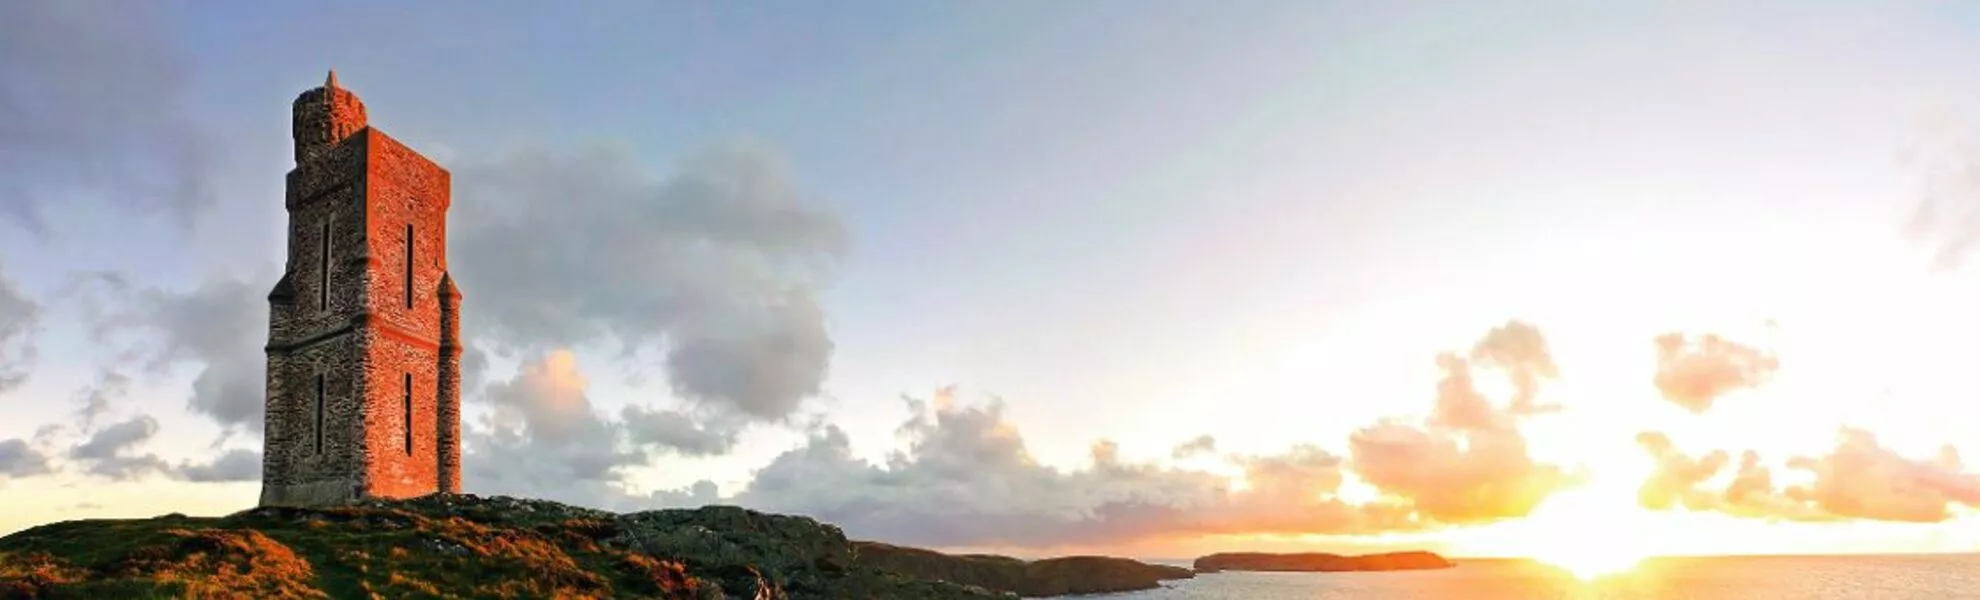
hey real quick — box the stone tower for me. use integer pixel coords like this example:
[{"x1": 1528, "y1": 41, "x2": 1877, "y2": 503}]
[{"x1": 260, "y1": 71, "x2": 463, "y2": 507}]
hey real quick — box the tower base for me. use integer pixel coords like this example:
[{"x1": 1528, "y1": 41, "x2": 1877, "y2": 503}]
[{"x1": 259, "y1": 479, "x2": 363, "y2": 507}]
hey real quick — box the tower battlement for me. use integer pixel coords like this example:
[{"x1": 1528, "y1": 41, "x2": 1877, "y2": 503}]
[
  {"x1": 291, "y1": 70, "x2": 369, "y2": 164},
  {"x1": 262, "y1": 71, "x2": 461, "y2": 507}
]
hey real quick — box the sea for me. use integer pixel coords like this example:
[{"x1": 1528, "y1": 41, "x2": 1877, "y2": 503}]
[{"x1": 1091, "y1": 555, "x2": 1980, "y2": 599}]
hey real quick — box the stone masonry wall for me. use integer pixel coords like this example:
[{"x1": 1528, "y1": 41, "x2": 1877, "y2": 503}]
[
  {"x1": 362, "y1": 131, "x2": 449, "y2": 339},
  {"x1": 358, "y1": 329, "x2": 439, "y2": 499},
  {"x1": 357, "y1": 130, "x2": 452, "y2": 499},
  {"x1": 264, "y1": 124, "x2": 371, "y2": 507},
  {"x1": 260, "y1": 335, "x2": 368, "y2": 506},
  {"x1": 275, "y1": 143, "x2": 368, "y2": 340}
]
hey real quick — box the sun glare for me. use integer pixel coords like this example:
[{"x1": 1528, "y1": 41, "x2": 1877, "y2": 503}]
[{"x1": 1483, "y1": 483, "x2": 1653, "y2": 580}]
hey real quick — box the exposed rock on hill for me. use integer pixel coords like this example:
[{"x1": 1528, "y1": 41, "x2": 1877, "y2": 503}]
[
  {"x1": 853, "y1": 541, "x2": 1194, "y2": 597},
  {"x1": 1193, "y1": 550, "x2": 1453, "y2": 573}
]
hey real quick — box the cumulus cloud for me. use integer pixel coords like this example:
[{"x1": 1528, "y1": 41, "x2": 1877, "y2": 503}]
[
  {"x1": 467, "y1": 351, "x2": 640, "y2": 498},
  {"x1": 1346, "y1": 321, "x2": 1572, "y2": 524},
  {"x1": 0, "y1": 263, "x2": 36, "y2": 394},
  {"x1": 1467, "y1": 320, "x2": 1560, "y2": 415},
  {"x1": 1630, "y1": 428, "x2": 1980, "y2": 523},
  {"x1": 0, "y1": 438, "x2": 53, "y2": 478},
  {"x1": 1652, "y1": 332, "x2": 1779, "y2": 414},
  {"x1": 715, "y1": 387, "x2": 1415, "y2": 548},
  {"x1": 451, "y1": 144, "x2": 846, "y2": 423},
  {"x1": 68, "y1": 415, "x2": 170, "y2": 480},
  {"x1": 1784, "y1": 428, "x2": 1980, "y2": 523},
  {"x1": 1634, "y1": 431, "x2": 1732, "y2": 511},
  {"x1": 464, "y1": 350, "x2": 738, "y2": 506},
  {"x1": 0, "y1": 1, "x2": 216, "y2": 234}
]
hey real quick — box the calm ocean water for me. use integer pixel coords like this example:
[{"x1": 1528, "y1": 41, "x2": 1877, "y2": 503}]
[{"x1": 1096, "y1": 555, "x2": 1980, "y2": 599}]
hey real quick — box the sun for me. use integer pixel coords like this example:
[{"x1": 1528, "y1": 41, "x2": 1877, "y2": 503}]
[
  {"x1": 1488, "y1": 482, "x2": 1654, "y2": 580},
  {"x1": 1541, "y1": 539, "x2": 1644, "y2": 580}
]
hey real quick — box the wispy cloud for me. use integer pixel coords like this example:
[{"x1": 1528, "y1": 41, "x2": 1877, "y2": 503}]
[{"x1": 0, "y1": 262, "x2": 36, "y2": 395}]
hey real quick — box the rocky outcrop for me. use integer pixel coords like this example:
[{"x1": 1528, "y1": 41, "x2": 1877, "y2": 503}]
[
  {"x1": 0, "y1": 495, "x2": 1012, "y2": 599},
  {"x1": 853, "y1": 542, "x2": 1194, "y2": 597},
  {"x1": 1193, "y1": 550, "x2": 1453, "y2": 573}
]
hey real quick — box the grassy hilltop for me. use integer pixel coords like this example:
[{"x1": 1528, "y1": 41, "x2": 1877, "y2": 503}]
[{"x1": 0, "y1": 495, "x2": 1188, "y2": 600}]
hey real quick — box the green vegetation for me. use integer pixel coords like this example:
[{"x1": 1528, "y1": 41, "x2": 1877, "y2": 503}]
[
  {"x1": 0, "y1": 495, "x2": 1203, "y2": 599},
  {"x1": 0, "y1": 496, "x2": 1011, "y2": 599}
]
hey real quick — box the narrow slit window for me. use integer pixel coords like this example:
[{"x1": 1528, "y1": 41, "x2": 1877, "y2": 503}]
[
  {"x1": 319, "y1": 218, "x2": 332, "y2": 310},
  {"x1": 404, "y1": 223, "x2": 414, "y2": 309},
  {"x1": 314, "y1": 373, "x2": 326, "y2": 455},
  {"x1": 403, "y1": 373, "x2": 413, "y2": 455}
]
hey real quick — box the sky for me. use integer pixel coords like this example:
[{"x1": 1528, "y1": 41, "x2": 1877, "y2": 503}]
[{"x1": 12, "y1": 0, "x2": 1980, "y2": 563}]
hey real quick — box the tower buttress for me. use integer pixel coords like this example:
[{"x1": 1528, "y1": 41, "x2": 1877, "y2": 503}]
[{"x1": 436, "y1": 273, "x2": 463, "y2": 494}]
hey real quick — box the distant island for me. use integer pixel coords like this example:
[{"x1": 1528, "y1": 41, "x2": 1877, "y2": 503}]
[
  {"x1": 1193, "y1": 551, "x2": 1454, "y2": 573},
  {"x1": 0, "y1": 494, "x2": 1195, "y2": 599},
  {"x1": 856, "y1": 541, "x2": 1193, "y2": 597}
]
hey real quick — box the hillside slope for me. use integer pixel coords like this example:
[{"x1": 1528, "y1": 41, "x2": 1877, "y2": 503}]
[{"x1": 0, "y1": 495, "x2": 1010, "y2": 599}]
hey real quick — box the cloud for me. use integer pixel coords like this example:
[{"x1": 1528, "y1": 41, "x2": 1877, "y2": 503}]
[
  {"x1": 0, "y1": 262, "x2": 36, "y2": 395},
  {"x1": 1170, "y1": 435, "x2": 1217, "y2": 459},
  {"x1": 719, "y1": 387, "x2": 1416, "y2": 548},
  {"x1": 71, "y1": 368, "x2": 130, "y2": 432},
  {"x1": 83, "y1": 274, "x2": 267, "y2": 438},
  {"x1": 467, "y1": 350, "x2": 641, "y2": 500},
  {"x1": 0, "y1": 438, "x2": 53, "y2": 478},
  {"x1": 1634, "y1": 431, "x2": 1731, "y2": 511},
  {"x1": 1346, "y1": 321, "x2": 1572, "y2": 524},
  {"x1": 1652, "y1": 332, "x2": 1779, "y2": 414},
  {"x1": 1905, "y1": 119, "x2": 1980, "y2": 270},
  {"x1": 482, "y1": 350, "x2": 612, "y2": 448},
  {"x1": 1629, "y1": 428, "x2": 1976, "y2": 523},
  {"x1": 1467, "y1": 320, "x2": 1560, "y2": 415},
  {"x1": 464, "y1": 350, "x2": 740, "y2": 506},
  {"x1": 0, "y1": 1, "x2": 216, "y2": 234},
  {"x1": 175, "y1": 448, "x2": 261, "y2": 483},
  {"x1": 68, "y1": 414, "x2": 170, "y2": 480},
  {"x1": 1784, "y1": 427, "x2": 1980, "y2": 523},
  {"x1": 450, "y1": 144, "x2": 847, "y2": 423},
  {"x1": 620, "y1": 405, "x2": 742, "y2": 457}
]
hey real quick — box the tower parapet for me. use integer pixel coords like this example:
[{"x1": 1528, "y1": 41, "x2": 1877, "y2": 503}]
[{"x1": 291, "y1": 70, "x2": 369, "y2": 164}]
